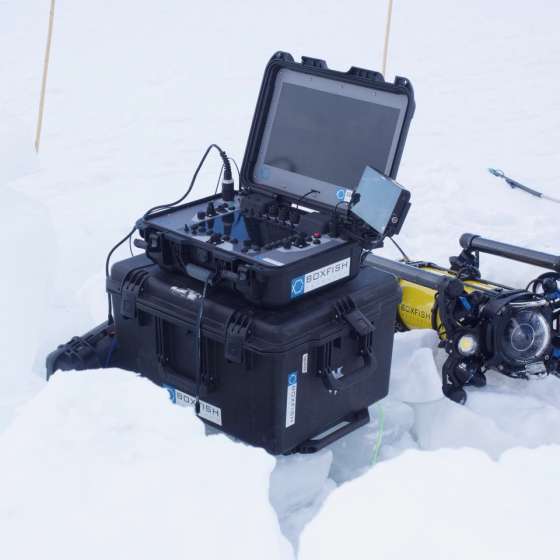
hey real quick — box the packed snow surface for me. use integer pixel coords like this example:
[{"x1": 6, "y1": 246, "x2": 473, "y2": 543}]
[
  {"x1": 300, "y1": 446, "x2": 560, "y2": 560},
  {"x1": 0, "y1": 371, "x2": 292, "y2": 560},
  {"x1": 2, "y1": 0, "x2": 560, "y2": 558}
]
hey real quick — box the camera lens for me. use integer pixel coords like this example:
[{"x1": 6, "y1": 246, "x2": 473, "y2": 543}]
[
  {"x1": 510, "y1": 323, "x2": 535, "y2": 353},
  {"x1": 501, "y1": 309, "x2": 551, "y2": 363}
]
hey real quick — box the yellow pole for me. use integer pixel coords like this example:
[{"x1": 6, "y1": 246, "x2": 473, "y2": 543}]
[
  {"x1": 382, "y1": 0, "x2": 394, "y2": 77},
  {"x1": 35, "y1": 0, "x2": 56, "y2": 152}
]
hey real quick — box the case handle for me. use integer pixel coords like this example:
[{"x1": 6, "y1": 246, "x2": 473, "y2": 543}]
[
  {"x1": 296, "y1": 409, "x2": 370, "y2": 453},
  {"x1": 158, "y1": 362, "x2": 213, "y2": 397},
  {"x1": 321, "y1": 353, "x2": 377, "y2": 393}
]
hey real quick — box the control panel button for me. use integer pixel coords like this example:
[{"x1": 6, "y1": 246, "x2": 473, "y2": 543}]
[{"x1": 196, "y1": 211, "x2": 206, "y2": 220}]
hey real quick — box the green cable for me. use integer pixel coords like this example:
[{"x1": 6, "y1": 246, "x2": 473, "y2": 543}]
[{"x1": 371, "y1": 404, "x2": 385, "y2": 466}]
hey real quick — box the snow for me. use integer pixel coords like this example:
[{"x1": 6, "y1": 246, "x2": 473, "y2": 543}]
[
  {"x1": 0, "y1": 370, "x2": 292, "y2": 560},
  {"x1": 299, "y1": 446, "x2": 560, "y2": 560},
  {"x1": 2, "y1": 0, "x2": 560, "y2": 558}
]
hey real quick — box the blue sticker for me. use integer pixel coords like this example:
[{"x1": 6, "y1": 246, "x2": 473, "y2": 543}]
[
  {"x1": 291, "y1": 276, "x2": 305, "y2": 299},
  {"x1": 258, "y1": 166, "x2": 271, "y2": 180},
  {"x1": 336, "y1": 188, "x2": 346, "y2": 201},
  {"x1": 288, "y1": 372, "x2": 298, "y2": 385},
  {"x1": 164, "y1": 385, "x2": 177, "y2": 404}
]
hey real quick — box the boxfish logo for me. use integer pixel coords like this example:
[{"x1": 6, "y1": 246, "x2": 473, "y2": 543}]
[
  {"x1": 290, "y1": 258, "x2": 351, "y2": 299},
  {"x1": 291, "y1": 275, "x2": 305, "y2": 299},
  {"x1": 336, "y1": 188, "x2": 353, "y2": 203}
]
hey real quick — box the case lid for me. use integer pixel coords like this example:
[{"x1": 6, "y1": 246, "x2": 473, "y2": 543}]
[{"x1": 241, "y1": 52, "x2": 415, "y2": 214}]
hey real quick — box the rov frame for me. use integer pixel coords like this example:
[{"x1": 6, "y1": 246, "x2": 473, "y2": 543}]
[{"x1": 367, "y1": 236, "x2": 560, "y2": 404}]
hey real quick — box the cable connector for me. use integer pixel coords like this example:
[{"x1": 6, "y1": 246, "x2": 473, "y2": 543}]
[{"x1": 220, "y1": 150, "x2": 234, "y2": 202}]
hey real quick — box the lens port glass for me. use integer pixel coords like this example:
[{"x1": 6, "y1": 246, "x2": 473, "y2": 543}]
[{"x1": 502, "y1": 309, "x2": 551, "y2": 363}]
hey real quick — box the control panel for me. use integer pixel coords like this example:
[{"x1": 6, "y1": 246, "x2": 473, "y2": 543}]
[{"x1": 144, "y1": 192, "x2": 348, "y2": 268}]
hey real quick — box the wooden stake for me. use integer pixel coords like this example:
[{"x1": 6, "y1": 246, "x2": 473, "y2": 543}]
[
  {"x1": 35, "y1": 0, "x2": 56, "y2": 153},
  {"x1": 382, "y1": 0, "x2": 394, "y2": 77}
]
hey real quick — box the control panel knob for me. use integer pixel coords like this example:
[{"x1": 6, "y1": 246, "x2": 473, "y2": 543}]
[
  {"x1": 206, "y1": 202, "x2": 216, "y2": 217},
  {"x1": 197, "y1": 211, "x2": 206, "y2": 220},
  {"x1": 283, "y1": 239, "x2": 292, "y2": 249}
]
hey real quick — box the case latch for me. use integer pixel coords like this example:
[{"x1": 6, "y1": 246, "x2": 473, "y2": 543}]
[
  {"x1": 301, "y1": 56, "x2": 328, "y2": 69},
  {"x1": 347, "y1": 66, "x2": 384, "y2": 82},
  {"x1": 225, "y1": 312, "x2": 252, "y2": 363},
  {"x1": 120, "y1": 269, "x2": 149, "y2": 319},
  {"x1": 335, "y1": 297, "x2": 375, "y2": 355}
]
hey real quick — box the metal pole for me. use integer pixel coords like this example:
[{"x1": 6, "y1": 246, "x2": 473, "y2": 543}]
[
  {"x1": 382, "y1": 0, "x2": 394, "y2": 77},
  {"x1": 35, "y1": 0, "x2": 56, "y2": 152}
]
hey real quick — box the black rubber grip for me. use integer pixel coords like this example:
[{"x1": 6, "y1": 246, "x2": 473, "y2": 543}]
[{"x1": 460, "y1": 234, "x2": 560, "y2": 272}]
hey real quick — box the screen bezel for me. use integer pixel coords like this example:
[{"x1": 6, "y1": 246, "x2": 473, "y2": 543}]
[{"x1": 252, "y1": 68, "x2": 409, "y2": 210}]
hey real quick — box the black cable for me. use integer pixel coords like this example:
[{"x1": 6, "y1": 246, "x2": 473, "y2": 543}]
[
  {"x1": 230, "y1": 157, "x2": 240, "y2": 179},
  {"x1": 194, "y1": 278, "x2": 210, "y2": 414},
  {"x1": 143, "y1": 144, "x2": 228, "y2": 219},
  {"x1": 389, "y1": 237, "x2": 411, "y2": 262},
  {"x1": 296, "y1": 189, "x2": 319, "y2": 209},
  {"x1": 105, "y1": 143, "x2": 229, "y2": 323},
  {"x1": 215, "y1": 157, "x2": 240, "y2": 195},
  {"x1": 214, "y1": 164, "x2": 225, "y2": 195},
  {"x1": 334, "y1": 199, "x2": 351, "y2": 218}
]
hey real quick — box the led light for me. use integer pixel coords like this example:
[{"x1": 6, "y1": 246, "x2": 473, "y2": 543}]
[{"x1": 457, "y1": 334, "x2": 478, "y2": 357}]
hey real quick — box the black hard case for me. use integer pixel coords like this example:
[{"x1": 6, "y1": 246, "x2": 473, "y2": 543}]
[
  {"x1": 241, "y1": 51, "x2": 416, "y2": 213},
  {"x1": 108, "y1": 255, "x2": 401, "y2": 454},
  {"x1": 137, "y1": 53, "x2": 414, "y2": 307},
  {"x1": 138, "y1": 196, "x2": 364, "y2": 308}
]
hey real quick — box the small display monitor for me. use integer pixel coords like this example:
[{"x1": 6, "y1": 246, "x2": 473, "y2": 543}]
[
  {"x1": 254, "y1": 68, "x2": 409, "y2": 209},
  {"x1": 351, "y1": 166, "x2": 410, "y2": 236}
]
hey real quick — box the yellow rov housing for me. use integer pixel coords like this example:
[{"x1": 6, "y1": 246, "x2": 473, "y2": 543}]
[{"x1": 397, "y1": 265, "x2": 505, "y2": 333}]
